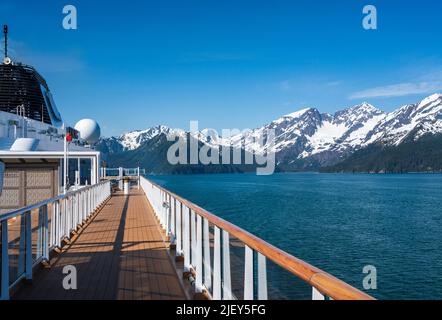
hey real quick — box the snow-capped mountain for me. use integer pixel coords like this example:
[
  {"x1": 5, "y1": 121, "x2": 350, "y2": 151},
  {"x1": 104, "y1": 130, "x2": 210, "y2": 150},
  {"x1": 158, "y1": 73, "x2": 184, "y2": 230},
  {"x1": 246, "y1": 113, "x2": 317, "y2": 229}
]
[
  {"x1": 117, "y1": 125, "x2": 182, "y2": 150},
  {"x1": 97, "y1": 125, "x2": 184, "y2": 157},
  {"x1": 364, "y1": 93, "x2": 442, "y2": 145},
  {"x1": 226, "y1": 102, "x2": 386, "y2": 161},
  {"x1": 98, "y1": 93, "x2": 442, "y2": 170},
  {"x1": 219, "y1": 94, "x2": 442, "y2": 166}
]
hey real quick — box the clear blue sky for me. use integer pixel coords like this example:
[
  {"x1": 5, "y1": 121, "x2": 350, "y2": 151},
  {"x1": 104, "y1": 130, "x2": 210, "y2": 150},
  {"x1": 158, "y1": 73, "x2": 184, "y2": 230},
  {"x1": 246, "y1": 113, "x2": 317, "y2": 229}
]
[{"x1": 1, "y1": 0, "x2": 442, "y2": 136}]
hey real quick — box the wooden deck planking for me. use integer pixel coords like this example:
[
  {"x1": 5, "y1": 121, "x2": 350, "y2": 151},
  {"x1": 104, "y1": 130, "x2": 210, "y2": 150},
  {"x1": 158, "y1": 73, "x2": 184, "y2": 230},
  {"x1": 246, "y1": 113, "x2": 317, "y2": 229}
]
[{"x1": 12, "y1": 189, "x2": 187, "y2": 300}]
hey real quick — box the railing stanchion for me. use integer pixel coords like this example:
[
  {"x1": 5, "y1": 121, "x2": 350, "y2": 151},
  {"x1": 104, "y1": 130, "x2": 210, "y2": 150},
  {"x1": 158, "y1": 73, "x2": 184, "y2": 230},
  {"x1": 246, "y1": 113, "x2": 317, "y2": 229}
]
[
  {"x1": 61, "y1": 198, "x2": 65, "y2": 240},
  {"x1": 195, "y1": 214, "x2": 203, "y2": 292},
  {"x1": 1, "y1": 221, "x2": 9, "y2": 300},
  {"x1": 37, "y1": 207, "x2": 43, "y2": 258},
  {"x1": 56, "y1": 200, "x2": 61, "y2": 248},
  {"x1": 176, "y1": 200, "x2": 182, "y2": 256},
  {"x1": 244, "y1": 245, "x2": 254, "y2": 300},
  {"x1": 18, "y1": 215, "x2": 26, "y2": 275},
  {"x1": 191, "y1": 209, "x2": 196, "y2": 268},
  {"x1": 203, "y1": 218, "x2": 211, "y2": 292},
  {"x1": 213, "y1": 226, "x2": 221, "y2": 300},
  {"x1": 170, "y1": 196, "x2": 175, "y2": 243},
  {"x1": 75, "y1": 193, "x2": 79, "y2": 226},
  {"x1": 162, "y1": 191, "x2": 166, "y2": 228},
  {"x1": 50, "y1": 201, "x2": 56, "y2": 247},
  {"x1": 166, "y1": 194, "x2": 171, "y2": 236},
  {"x1": 43, "y1": 205, "x2": 49, "y2": 261},
  {"x1": 257, "y1": 252, "x2": 268, "y2": 300},
  {"x1": 183, "y1": 206, "x2": 191, "y2": 271},
  {"x1": 222, "y1": 230, "x2": 232, "y2": 300},
  {"x1": 24, "y1": 211, "x2": 32, "y2": 281},
  {"x1": 80, "y1": 191, "x2": 84, "y2": 221}
]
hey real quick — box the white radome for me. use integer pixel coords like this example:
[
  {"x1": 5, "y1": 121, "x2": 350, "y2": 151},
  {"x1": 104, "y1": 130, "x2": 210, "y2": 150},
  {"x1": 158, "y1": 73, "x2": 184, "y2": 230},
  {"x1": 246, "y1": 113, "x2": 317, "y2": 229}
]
[{"x1": 74, "y1": 119, "x2": 101, "y2": 144}]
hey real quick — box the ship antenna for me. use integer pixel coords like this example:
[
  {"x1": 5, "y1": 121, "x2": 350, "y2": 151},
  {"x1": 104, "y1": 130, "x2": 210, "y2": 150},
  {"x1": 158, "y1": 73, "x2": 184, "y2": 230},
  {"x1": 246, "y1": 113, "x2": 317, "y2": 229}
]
[{"x1": 3, "y1": 24, "x2": 8, "y2": 59}]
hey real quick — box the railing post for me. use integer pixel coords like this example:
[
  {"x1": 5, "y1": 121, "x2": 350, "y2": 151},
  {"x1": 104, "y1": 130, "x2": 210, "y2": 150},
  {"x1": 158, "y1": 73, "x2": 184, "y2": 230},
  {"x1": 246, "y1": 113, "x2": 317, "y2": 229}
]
[
  {"x1": 158, "y1": 190, "x2": 162, "y2": 226},
  {"x1": 222, "y1": 230, "x2": 232, "y2": 300},
  {"x1": 80, "y1": 191, "x2": 84, "y2": 221},
  {"x1": 69, "y1": 196, "x2": 72, "y2": 235},
  {"x1": 56, "y1": 200, "x2": 61, "y2": 248},
  {"x1": 66, "y1": 197, "x2": 70, "y2": 237},
  {"x1": 18, "y1": 215, "x2": 26, "y2": 276},
  {"x1": 195, "y1": 214, "x2": 203, "y2": 292},
  {"x1": 257, "y1": 252, "x2": 268, "y2": 300},
  {"x1": 50, "y1": 201, "x2": 56, "y2": 247},
  {"x1": 191, "y1": 210, "x2": 196, "y2": 268},
  {"x1": 72, "y1": 194, "x2": 76, "y2": 228},
  {"x1": 203, "y1": 218, "x2": 211, "y2": 292},
  {"x1": 244, "y1": 245, "x2": 254, "y2": 300},
  {"x1": 82, "y1": 191, "x2": 86, "y2": 220},
  {"x1": 57, "y1": 199, "x2": 61, "y2": 243},
  {"x1": 75, "y1": 193, "x2": 79, "y2": 226},
  {"x1": 25, "y1": 211, "x2": 32, "y2": 281},
  {"x1": 213, "y1": 226, "x2": 221, "y2": 300},
  {"x1": 176, "y1": 200, "x2": 182, "y2": 256},
  {"x1": 1, "y1": 220, "x2": 9, "y2": 300},
  {"x1": 43, "y1": 205, "x2": 49, "y2": 261},
  {"x1": 161, "y1": 191, "x2": 164, "y2": 222},
  {"x1": 170, "y1": 196, "x2": 175, "y2": 243},
  {"x1": 159, "y1": 190, "x2": 164, "y2": 227},
  {"x1": 183, "y1": 206, "x2": 191, "y2": 271},
  {"x1": 119, "y1": 167, "x2": 123, "y2": 190},
  {"x1": 159, "y1": 189, "x2": 162, "y2": 222},
  {"x1": 137, "y1": 167, "x2": 140, "y2": 190},
  {"x1": 89, "y1": 188, "x2": 92, "y2": 215},
  {"x1": 166, "y1": 194, "x2": 171, "y2": 236},
  {"x1": 70, "y1": 196, "x2": 74, "y2": 234},
  {"x1": 37, "y1": 206, "x2": 43, "y2": 258},
  {"x1": 61, "y1": 198, "x2": 66, "y2": 240}
]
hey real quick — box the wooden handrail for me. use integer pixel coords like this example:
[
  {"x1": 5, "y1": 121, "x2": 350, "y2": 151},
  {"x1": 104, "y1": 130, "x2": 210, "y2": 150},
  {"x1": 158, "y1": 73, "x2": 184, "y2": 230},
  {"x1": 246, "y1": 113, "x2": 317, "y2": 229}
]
[{"x1": 143, "y1": 177, "x2": 374, "y2": 300}]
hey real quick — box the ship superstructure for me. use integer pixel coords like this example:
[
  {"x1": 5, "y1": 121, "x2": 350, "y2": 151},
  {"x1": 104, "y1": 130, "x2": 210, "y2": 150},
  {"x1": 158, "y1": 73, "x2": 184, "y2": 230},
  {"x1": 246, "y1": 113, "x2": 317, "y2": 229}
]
[{"x1": 0, "y1": 25, "x2": 100, "y2": 212}]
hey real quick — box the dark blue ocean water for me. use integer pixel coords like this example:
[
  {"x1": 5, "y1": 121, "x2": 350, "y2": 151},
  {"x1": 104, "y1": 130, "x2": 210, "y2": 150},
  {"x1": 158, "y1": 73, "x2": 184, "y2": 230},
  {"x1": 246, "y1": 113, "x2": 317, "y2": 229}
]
[{"x1": 149, "y1": 173, "x2": 442, "y2": 300}]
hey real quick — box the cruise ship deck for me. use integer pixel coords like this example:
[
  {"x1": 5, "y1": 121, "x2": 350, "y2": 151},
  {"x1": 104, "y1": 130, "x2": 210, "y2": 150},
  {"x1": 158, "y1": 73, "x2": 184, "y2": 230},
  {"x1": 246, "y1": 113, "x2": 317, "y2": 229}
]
[
  {"x1": 0, "y1": 174, "x2": 374, "y2": 301},
  {"x1": 13, "y1": 189, "x2": 186, "y2": 300}
]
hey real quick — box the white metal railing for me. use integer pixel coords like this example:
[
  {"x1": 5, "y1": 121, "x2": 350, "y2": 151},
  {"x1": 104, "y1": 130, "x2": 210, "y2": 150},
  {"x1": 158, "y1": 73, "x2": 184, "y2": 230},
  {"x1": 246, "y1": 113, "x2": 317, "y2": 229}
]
[
  {"x1": 0, "y1": 180, "x2": 111, "y2": 300},
  {"x1": 140, "y1": 176, "x2": 374, "y2": 301}
]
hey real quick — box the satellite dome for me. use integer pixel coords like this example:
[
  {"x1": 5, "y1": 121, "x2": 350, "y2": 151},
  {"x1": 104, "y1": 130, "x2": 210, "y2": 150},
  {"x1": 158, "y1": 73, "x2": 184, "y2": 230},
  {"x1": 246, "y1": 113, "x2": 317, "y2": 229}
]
[{"x1": 74, "y1": 119, "x2": 101, "y2": 144}]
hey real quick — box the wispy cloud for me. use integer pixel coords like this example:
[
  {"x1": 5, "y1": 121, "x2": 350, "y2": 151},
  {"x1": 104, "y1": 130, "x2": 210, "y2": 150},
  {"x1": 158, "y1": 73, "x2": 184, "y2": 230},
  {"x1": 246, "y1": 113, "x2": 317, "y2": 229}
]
[{"x1": 349, "y1": 81, "x2": 442, "y2": 99}]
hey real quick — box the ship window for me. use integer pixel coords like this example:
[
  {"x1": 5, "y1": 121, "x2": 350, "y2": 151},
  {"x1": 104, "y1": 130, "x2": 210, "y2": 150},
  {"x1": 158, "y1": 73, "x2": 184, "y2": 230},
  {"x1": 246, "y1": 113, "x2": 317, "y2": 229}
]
[{"x1": 40, "y1": 85, "x2": 62, "y2": 127}]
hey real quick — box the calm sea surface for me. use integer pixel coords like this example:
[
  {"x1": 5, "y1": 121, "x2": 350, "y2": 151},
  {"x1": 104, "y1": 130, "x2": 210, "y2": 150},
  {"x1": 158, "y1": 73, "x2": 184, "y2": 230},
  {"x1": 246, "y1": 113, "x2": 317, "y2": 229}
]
[{"x1": 149, "y1": 173, "x2": 442, "y2": 300}]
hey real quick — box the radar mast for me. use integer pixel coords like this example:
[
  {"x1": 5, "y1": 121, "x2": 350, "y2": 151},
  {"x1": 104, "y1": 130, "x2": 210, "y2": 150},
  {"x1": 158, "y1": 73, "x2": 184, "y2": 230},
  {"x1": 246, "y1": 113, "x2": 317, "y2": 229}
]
[{"x1": 3, "y1": 24, "x2": 11, "y2": 65}]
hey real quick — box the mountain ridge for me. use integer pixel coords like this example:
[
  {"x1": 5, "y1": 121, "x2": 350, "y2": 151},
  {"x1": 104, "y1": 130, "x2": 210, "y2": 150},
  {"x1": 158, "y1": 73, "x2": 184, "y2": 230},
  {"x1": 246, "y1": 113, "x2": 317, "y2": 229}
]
[{"x1": 97, "y1": 93, "x2": 442, "y2": 173}]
